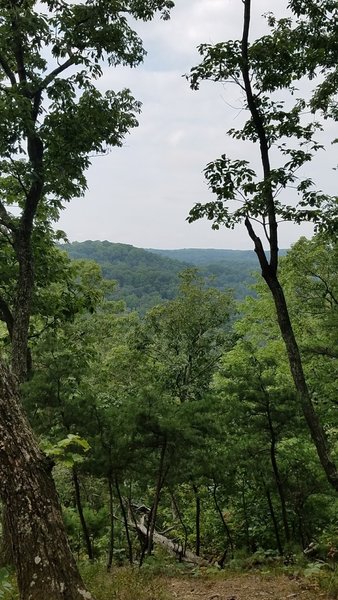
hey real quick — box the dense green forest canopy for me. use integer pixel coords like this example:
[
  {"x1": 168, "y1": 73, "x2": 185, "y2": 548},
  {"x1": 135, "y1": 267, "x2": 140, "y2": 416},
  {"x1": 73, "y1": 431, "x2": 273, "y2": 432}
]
[{"x1": 20, "y1": 234, "x2": 338, "y2": 575}]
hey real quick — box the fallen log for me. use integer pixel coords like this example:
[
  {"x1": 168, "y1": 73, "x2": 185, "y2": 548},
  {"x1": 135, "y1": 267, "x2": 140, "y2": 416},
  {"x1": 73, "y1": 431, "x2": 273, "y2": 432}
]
[{"x1": 133, "y1": 519, "x2": 209, "y2": 566}]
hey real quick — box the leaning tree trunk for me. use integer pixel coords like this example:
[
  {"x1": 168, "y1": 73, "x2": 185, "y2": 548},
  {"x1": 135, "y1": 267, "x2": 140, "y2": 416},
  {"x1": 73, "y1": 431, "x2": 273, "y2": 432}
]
[
  {"x1": 0, "y1": 362, "x2": 96, "y2": 600},
  {"x1": 265, "y1": 274, "x2": 338, "y2": 491},
  {"x1": 133, "y1": 517, "x2": 209, "y2": 566}
]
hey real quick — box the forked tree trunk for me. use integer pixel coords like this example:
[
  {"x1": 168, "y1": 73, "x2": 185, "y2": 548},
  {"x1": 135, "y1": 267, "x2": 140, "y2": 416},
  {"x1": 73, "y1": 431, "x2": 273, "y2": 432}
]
[{"x1": 0, "y1": 362, "x2": 95, "y2": 600}]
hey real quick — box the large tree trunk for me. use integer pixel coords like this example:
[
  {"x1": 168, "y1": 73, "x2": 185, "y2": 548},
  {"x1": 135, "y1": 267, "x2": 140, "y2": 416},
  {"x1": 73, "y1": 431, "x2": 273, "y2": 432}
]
[
  {"x1": 12, "y1": 230, "x2": 35, "y2": 382},
  {"x1": 0, "y1": 362, "x2": 95, "y2": 600}
]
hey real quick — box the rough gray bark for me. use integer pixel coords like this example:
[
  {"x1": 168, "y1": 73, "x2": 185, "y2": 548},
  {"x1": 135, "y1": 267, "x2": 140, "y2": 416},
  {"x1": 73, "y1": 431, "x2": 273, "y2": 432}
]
[
  {"x1": 0, "y1": 65, "x2": 96, "y2": 599},
  {"x1": 0, "y1": 362, "x2": 96, "y2": 600}
]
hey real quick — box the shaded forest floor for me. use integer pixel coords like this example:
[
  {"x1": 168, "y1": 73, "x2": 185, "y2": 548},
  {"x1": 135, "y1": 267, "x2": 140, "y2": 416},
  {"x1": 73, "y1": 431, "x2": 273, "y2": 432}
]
[
  {"x1": 3, "y1": 565, "x2": 336, "y2": 600},
  {"x1": 166, "y1": 573, "x2": 329, "y2": 600},
  {"x1": 80, "y1": 565, "x2": 335, "y2": 600}
]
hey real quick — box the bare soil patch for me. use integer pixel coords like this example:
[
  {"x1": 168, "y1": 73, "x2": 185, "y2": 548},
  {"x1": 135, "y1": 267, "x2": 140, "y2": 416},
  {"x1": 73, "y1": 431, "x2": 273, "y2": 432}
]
[{"x1": 165, "y1": 573, "x2": 329, "y2": 600}]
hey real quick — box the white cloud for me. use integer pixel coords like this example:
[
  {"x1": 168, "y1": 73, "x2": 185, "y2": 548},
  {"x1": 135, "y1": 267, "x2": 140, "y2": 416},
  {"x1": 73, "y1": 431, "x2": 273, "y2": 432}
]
[{"x1": 58, "y1": 1, "x2": 335, "y2": 250}]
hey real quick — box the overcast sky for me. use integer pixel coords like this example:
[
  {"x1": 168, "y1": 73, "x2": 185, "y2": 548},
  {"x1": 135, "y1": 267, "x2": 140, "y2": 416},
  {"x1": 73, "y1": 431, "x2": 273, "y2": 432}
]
[{"x1": 58, "y1": 0, "x2": 336, "y2": 250}]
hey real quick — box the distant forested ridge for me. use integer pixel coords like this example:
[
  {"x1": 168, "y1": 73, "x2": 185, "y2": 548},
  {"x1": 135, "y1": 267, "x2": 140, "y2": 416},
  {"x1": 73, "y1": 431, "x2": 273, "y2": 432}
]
[
  {"x1": 148, "y1": 247, "x2": 259, "y2": 265},
  {"x1": 149, "y1": 248, "x2": 261, "y2": 300},
  {"x1": 62, "y1": 241, "x2": 261, "y2": 311}
]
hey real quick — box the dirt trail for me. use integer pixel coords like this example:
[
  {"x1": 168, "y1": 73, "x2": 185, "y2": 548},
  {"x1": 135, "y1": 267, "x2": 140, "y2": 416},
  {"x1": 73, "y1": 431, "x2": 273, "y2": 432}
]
[{"x1": 165, "y1": 573, "x2": 329, "y2": 600}]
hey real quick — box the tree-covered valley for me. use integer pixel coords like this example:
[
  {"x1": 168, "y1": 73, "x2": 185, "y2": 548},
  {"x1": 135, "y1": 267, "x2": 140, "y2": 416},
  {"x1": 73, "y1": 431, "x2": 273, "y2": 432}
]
[
  {"x1": 62, "y1": 240, "x2": 261, "y2": 311},
  {"x1": 0, "y1": 0, "x2": 337, "y2": 599}
]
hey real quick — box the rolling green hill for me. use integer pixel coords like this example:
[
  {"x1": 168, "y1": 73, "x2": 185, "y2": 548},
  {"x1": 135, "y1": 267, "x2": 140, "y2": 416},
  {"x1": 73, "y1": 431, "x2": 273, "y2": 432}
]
[{"x1": 62, "y1": 241, "x2": 259, "y2": 312}]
